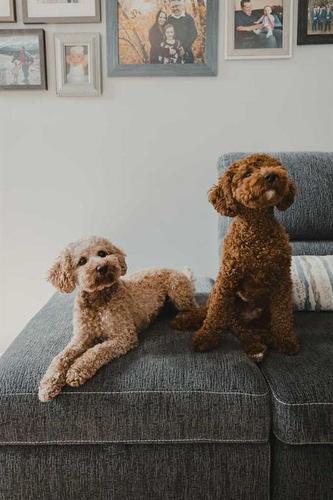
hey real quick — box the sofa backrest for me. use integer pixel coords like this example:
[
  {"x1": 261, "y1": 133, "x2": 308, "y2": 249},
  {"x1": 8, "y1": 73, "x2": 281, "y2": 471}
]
[{"x1": 217, "y1": 152, "x2": 333, "y2": 255}]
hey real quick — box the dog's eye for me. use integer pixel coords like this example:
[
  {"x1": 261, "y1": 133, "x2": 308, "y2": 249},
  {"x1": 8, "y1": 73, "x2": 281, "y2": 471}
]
[
  {"x1": 243, "y1": 171, "x2": 252, "y2": 178},
  {"x1": 78, "y1": 257, "x2": 87, "y2": 267},
  {"x1": 97, "y1": 250, "x2": 108, "y2": 258}
]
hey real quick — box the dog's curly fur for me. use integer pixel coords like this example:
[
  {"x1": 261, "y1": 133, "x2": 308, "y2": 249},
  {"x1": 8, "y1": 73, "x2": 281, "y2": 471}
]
[
  {"x1": 174, "y1": 154, "x2": 300, "y2": 362},
  {"x1": 39, "y1": 236, "x2": 198, "y2": 402}
]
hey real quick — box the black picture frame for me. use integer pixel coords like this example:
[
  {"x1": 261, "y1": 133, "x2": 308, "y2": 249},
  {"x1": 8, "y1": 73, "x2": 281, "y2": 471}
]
[
  {"x1": 0, "y1": 29, "x2": 47, "y2": 90},
  {"x1": 298, "y1": 0, "x2": 333, "y2": 45},
  {"x1": 107, "y1": 0, "x2": 219, "y2": 77}
]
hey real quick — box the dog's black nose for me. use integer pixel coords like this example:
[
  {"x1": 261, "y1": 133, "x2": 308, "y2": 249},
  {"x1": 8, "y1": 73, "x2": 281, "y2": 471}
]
[
  {"x1": 97, "y1": 265, "x2": 108, "y2": 276},
  {"x1": 265, "y1": 173, "x2": 277, "y2": 183}
]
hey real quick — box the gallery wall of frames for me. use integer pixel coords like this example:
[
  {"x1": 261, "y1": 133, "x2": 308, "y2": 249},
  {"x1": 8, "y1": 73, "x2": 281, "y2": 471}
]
[{"x1": 0, "y1": 0, "x2": 332, "y2": 95}]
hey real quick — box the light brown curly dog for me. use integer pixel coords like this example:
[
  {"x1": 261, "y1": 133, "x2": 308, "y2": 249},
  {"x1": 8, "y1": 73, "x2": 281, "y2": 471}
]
[
  {"x1": 175, "y1": 154, "x2": 300, "y2": 362},
  {"x1": 39, "y1": 236, "x2": 198, "y2": 402}
]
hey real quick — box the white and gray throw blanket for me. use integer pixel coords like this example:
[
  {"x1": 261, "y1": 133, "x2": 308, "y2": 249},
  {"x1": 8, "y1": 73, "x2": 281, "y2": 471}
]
[
  {"x1": 292, "y1": 255, "x2": 333, "y2": 311},
  {"x1": 196, "y1": 256, "x2": 333, "y2": 312}
]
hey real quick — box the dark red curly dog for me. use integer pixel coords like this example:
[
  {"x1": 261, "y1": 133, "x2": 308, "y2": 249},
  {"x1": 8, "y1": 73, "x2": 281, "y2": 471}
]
[{"x1": 174, "y1": 154, "x2": 300, "y2": 362}]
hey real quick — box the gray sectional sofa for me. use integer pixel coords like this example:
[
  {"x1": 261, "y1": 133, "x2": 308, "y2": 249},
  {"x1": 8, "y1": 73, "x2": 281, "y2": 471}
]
[{"x1": 0, "y1": 152, "x2": 332, "y2": 500}]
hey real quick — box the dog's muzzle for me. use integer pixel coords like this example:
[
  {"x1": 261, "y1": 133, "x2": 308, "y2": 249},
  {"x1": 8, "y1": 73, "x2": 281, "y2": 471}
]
[
  {"x1": 96, "y1": 264, "x2": 108, "y2": 276},
  {"x1": 264, "y1": 173, "x2": 277, "y2": 184}
]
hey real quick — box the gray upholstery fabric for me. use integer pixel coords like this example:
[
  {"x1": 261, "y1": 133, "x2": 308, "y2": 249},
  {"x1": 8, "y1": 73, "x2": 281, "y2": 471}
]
[
  {"x1": 261, "y1": 312, "x2": 333, "y2": 444},
  {"x1": 291, "y1": 240, "x2": 333, "y2": 255},
  {"x1": 217, "y1": 152, "x2": 333, "y2": 255},
  {"x1": 0, "y1": 442, "x2": 270, "y2": 500},
  {"x1": 0, "y1": 285, "x2": 270, "y2": 444},
  {"x1": 272, "y1": 438, "x2": 333, "y2": 500}
]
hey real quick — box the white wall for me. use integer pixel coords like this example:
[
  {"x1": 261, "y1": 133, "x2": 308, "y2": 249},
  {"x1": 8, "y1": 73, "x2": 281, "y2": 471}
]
[{"x1": 1, "y1": 1, "x2": 333, "y2": 352}]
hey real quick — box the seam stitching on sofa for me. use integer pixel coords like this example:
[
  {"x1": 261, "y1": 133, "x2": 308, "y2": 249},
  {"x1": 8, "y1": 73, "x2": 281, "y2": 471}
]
[
  {"x1": 271, "y1": 390, "x2": 333, "y2": 406},
  {"x1": 272, "y1": 430, "x2": 333, "y2": 446},
  {"x1": 0, "y1": 438, "x2": 268, "y2": 445},
  {"x1": 260, "y1": 371, "x2": 333, "y2": 444},
  {"x1": 0, "y1": 390, "x2": 270, "y2": 397},
  {"x1": 260, "y1": 370, "x2": 333, "y2": 406}
]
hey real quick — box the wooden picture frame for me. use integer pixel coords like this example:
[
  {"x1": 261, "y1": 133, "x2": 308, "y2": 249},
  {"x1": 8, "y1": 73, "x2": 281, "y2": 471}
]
[
  {"x1": 298, "y1": 0, "x2": 333, "y2": 45},
  {"x1": 107, "y1": 0, "x2": 219, "y2": 77},
  {"x1": 22, "y1": 0, "x2": 101, "y2": 24},
  {"x1": 54, "y1": 33, "x2": 101, "y2": 97},
  {"x1": 225, "y1": 0, "x2": 293, "y2": 60},
  {"x1": 0, "y1": 0, "x2": 16, "y2": 23},
  {"x1": 0, "y1": 29, "x2": 47, "y2": 90}
]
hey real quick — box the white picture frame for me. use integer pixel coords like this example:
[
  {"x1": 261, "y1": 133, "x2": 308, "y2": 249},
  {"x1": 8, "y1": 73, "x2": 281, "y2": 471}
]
[
  {"x1": 54, "y1": 33, "x2": 101, "y2": 97},
  {"x1": 225, "y1": 0, "x2": 293, "y2": 60},
  {"x1": 0, "y1": 0, "x2": 16, "y2": 23},
  {"x1": 23, "y1": 0, "x2": 101, "y2": 24}
]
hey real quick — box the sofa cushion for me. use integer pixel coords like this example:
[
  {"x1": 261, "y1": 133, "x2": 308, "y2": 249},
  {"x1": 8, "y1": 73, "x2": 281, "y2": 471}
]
[
  {"x1": 217, "y1": 152, "x2": 333, "y2": 256},
  {"x1": 0, "y1": 280, "x2": 270, "y2": 445},
  {"x1": 261, "y1": 312, "x2": 333, "y2": 444}
]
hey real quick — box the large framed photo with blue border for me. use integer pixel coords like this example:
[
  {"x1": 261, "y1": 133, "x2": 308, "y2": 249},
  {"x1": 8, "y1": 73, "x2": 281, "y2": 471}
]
[
  {"x1": 298, "y1": 0, "x2": 333, "y2": 45},
  {"x1": 107, "y1": 0, "x2": 218, "y2": 77}
]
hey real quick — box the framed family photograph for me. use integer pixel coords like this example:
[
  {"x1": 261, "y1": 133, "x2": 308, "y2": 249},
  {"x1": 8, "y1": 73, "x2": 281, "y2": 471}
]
[
  {"x1": 0, "y1": 0, "x2": 16, "y2": 23},
  {"x1": 298, "y1": 0, "x2": 333, "y2": 45},
  {"x1": 22, "y1": 0, "x2": 101, "y2": 24},
  {"x1": 54, "y1": 33, "x2": 101, "y2": 96},
  {"x1": 107, "y1": 0, "x2": 219, "y2": 77},
  {"x1": 225, "y1": 0, "x2": 293, "y2": 59},
  {"x1": 0, "y1": 29, "x2": 47, "y2": 90}
]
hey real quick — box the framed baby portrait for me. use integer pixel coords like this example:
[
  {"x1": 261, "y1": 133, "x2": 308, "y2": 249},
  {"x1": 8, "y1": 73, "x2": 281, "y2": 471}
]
[
  {"x1": 22, "y1": 0, "x2": 101, "y2": 24},
  {"x1": 0, "y1": 0, "x2": 16, "y2": 23},
  {"x1": 225, "y1": 0, "x2": 293, "y2": 59},
  {"x1": 107, "y1": 0, "x2": 219, "y2": 77},
  {"x1": 0, "y1": 29, "x2": 47, "y2": 90},
  {"x1": 54, "y1": 33, "x2": 101, "y2": 97},
  {"x1": 298, "y1": 0, "x2": 333, "y2": 45}
]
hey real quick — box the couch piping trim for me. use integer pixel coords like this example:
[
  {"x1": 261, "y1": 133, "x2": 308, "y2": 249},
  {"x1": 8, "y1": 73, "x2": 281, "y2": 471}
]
[
  {"x1": 271, "y1": 389, "x2": 333, "y2": 407},
  {"x1": 0, "y1": 390, "x2": 270, "y2": 397},
  {"x1": 260, "y1": 369, "x2": 333, "y2": 406},
  {"x1": 272, "y1": 430, "x2": 333, "y2": 446},
  {"x1": 0, "y1": 438, "x2": 268, "y2": 445}
]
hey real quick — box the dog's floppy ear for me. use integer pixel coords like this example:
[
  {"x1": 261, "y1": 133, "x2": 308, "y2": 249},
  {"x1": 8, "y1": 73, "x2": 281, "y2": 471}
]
[
  {"x1": 112, "y1": 245, "x2": 127, "y2": 276},
  {"x1": 47, "y1": 249, "x2": 76, "y2": 293},
  {"x1": 208, "y1": 169, "x2": 238, "y2": 217},
  {"x1": 276, "y1": 178, "x2": 297, "y2": 211}
]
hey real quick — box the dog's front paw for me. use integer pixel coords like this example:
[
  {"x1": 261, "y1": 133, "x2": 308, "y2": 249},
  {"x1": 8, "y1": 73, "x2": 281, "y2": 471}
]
[
  {"x1": 171, "y1": 309, "x2": 205, "y2": 331},
  {"x1": 193, "y1": 329, "x2": 220, "y2": 352},
  {"x1": 171, "y1": 312, "x2": 192, "y2": 331},
  {"x1": 246, "y1": 344, "x2": 267, "y2": 364},
  {"x1": 66, "y1": 366, "x2": 92, "y2": 387},
  {"x1": 277, "y1": 335, "x2": 300, "y2": 355},
  {"x1": 38, "y1": 371, "x2": 66, "y2": 402},
  {"x1": 260, "y1": 333, "x2": 277, "y2": 349}
]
